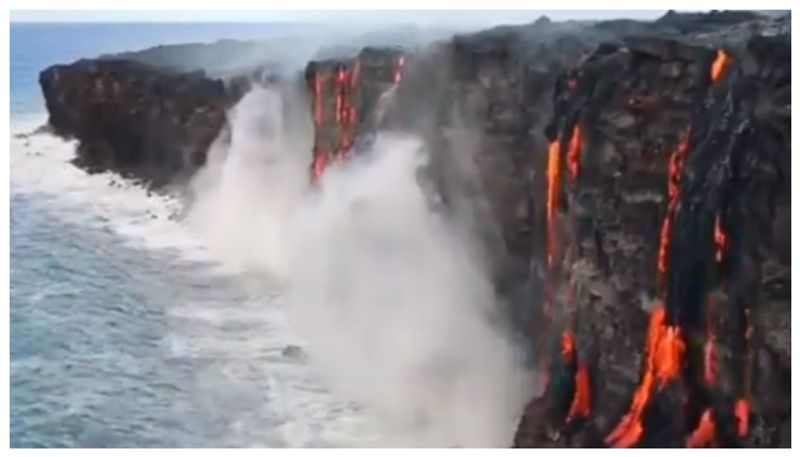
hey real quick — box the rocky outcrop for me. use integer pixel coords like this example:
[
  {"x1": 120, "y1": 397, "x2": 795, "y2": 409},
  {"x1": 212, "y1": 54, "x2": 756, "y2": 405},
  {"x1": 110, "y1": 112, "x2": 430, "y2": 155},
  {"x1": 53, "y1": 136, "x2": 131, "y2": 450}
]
[{"x1": 39, "y1": 59, "x2": 243, "y2": 187}]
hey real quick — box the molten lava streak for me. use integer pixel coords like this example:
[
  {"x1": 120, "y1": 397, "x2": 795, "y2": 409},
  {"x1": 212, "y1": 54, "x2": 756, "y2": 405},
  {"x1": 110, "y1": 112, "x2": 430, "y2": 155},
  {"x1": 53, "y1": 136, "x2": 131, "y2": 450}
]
[
  {"x1": 735, "y1": 399, "x2": 750, "y2": 438},
  {"x1": 714, "y1": 215, "x2": 728, "y2": 262},
  {"x1": 657, "y1": 133, "x2": 691, "y2": 287},
  {"x1": 605, "y1": 307, "x2": 686, "y2": 447},
  {"x1": 735, "y1": 309, "x2": 754, "y2": 438},
  {"x1": 687, "y1": 409, "x2": 716, "y2": 447},
  {"x1": 394, "y1": 55, "x2": 406, "y2": 85},
  {"x1": 334, "y1": 68, "x2": 344, "y2": 124},
  {"x1": 561, "y1": 331, "x2": 576, "y2": 361},
  {"x1": 313, "y1": 73, "x2": 325, "y2": 126},
  {"x1": 710, "y1": 49, "x2": 730, "y2": 84},
  {"x1": 560, "y1": 331, "x2": 592, "y2": 422},
  {"x1": 311, "y1": 149, "x2": 329, "y2": 181},
  {"x1": 543, "y1": 130, "x2": 591, "y2": 422},
  {"x1": 325, "y1": 62, "x2": 361, "y2": 162},
  {"x1": 546, "y1": 140, "x2": 563, "y2": 267},
  {"x1": 566, "y1": 125, "x2": 583, "y2": 183},
  {"x1": 568, "y1": 364, "x2": 592, "y2": 422}
]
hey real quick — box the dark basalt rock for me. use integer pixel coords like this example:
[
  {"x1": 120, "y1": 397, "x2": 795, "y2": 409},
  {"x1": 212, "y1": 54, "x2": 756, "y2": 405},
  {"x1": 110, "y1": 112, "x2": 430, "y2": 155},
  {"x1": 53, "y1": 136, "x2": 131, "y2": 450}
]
[
  {"x1": 39, "y1": 59, "x2": 243, "y2": 187},
  {"x1": 513, "y1": 25, "x2": 790, "y2": 449},
  {"x1": 281, "y1": 344, "x2": 308, "y2": 361}
]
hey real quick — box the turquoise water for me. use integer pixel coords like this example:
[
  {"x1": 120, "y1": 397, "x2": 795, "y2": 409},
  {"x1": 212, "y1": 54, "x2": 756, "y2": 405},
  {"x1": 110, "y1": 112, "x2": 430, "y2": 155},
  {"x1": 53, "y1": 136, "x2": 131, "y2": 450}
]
[{"x1": 9, "y1": 23, "x2": 372, "y2": 447}]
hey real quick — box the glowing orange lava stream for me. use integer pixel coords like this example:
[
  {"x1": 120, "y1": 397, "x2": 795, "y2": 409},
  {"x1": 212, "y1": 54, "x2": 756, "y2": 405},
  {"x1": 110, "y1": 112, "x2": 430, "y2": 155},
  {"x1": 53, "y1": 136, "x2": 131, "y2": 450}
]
[
  {"x1": 714, "y1": 215, "x2": 728, "y2": 263},
  {"x1": 566, "y1": 125, "x2": 583, "y2": 183},
  {"x1": 394, "y1": 55, "x2": 406, "y2": 85},
  {"x1": 657, "y1": 132, "x2": 691, "y2": 288},
  {"x1": 687, "y1": 409, "x2": 716, "y2": 447},
  {"x1": 711, "y1": 49, "x2": 730, "y2": 84},
  {"x1": 607, "y1": 131, "x2": 691, "y2": 447},
  {"x1": 605, "y1": 307, "x2": 687, "y2": 447},
  {"x1": 546, "y1": 140, "x2": 562, "y2": 268}
]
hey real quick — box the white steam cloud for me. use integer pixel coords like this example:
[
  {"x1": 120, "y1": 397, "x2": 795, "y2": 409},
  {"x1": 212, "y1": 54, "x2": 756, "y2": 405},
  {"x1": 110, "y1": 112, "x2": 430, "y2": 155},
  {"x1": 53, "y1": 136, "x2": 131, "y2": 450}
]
[{"x1": 186, "y1": 88, "x2": 532, "y2": 447}]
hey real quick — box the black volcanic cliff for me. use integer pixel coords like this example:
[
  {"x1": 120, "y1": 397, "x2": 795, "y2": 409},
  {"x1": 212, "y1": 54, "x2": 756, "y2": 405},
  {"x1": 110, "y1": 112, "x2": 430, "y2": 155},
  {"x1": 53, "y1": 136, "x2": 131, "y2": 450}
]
[
  {"x1": 38, "y1": 11, "x2": 791, "y2": 447},
  {"x1": 514, "y1": 31, "x2": 790, "y2": 448},
  {"x1": 39, "y1": 59, "x2": 252, "y2": 187}
]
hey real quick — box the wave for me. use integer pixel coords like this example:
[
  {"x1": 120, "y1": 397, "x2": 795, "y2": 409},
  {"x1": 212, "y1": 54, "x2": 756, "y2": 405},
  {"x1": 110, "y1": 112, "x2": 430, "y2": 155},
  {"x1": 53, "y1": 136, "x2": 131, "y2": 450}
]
[
  {"x1": 10, "y1": 116, "x2": 218, "y2": 266},
  {"x1": 10, "y1": 114, "x2": 380, "y2": 447}
]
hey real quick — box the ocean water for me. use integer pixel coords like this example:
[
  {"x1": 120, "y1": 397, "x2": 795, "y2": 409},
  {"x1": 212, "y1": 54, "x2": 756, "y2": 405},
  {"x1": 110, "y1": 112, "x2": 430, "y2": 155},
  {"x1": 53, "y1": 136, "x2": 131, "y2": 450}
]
[{"x1": 9, "y1": 23, "x2": 378, "y2": 448}]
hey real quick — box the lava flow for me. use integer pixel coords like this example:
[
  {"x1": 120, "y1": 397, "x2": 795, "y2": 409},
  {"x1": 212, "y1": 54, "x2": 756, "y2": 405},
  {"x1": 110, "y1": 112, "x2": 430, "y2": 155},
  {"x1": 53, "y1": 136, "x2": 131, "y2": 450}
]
[
  {"x1": 605, "y1": 71, "x2": 748, "y2": 445},
  {"x1": 307, "y1": 59, "x2": 363, "y2": 180},
  {"x1": 687, "y1": 409, "x2": 716, "y2": 447},
  {"x1": 308, "y1": 53, "x2": 404, "y2": 181},
  {"x1": 605, "y1": 307, "x2": 686, "y2": 447},
  {"x1": 308, "y1": 68, "x2": 330, "y2": 180},
  {"x1": 605, "y1": 130, "x2": 692, "y2": 448},
  {"x1": 657, "y1": 132, "x2": 691, "y2": 287},
  {"x1": 605, "y1": 131, "x2": 693, "y2": 447},
  {"x1": 566, "y1": 125, "x2": 583, "y2": 183},
  {"x1": 311, "y1": 148, "x2": 329, "y2": 180},
  {"x1": 735, "y1": 398, "x2": 750, "y2": 438},
  {"x1": 333, "y1": 63, "x2": 359, "y2": 160},
  {"x1": 558, "y1": 331, "x2": 592, "y2": 423},
  {"x1": 568, "y1": 364, "x2": 591, "y2": 422},
  {"x1": 714, "y1": 215, "x2": 728, "y2": 263},
  {"x1": 711, "y1": 49, "x2": 730, "y2": 84},
  {"x1": 540, "y1": 122, "x2": 592, "y2": 429},
  {"x1": 546, "y1": 140, "x2": 562, "y2": 268},
  {"x1": 735, "y1": 308, "x2": 755, "y2": 438},
  {"x1": 334, "y1": 68, "x2": 344, "y2": 125},
  {"x1": 394, "y1": 55, "x2": 407, "y2": 85}
]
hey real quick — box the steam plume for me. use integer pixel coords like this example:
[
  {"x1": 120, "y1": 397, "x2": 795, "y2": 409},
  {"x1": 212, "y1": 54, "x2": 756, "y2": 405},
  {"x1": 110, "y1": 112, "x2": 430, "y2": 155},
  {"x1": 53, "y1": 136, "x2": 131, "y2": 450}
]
[{"x1": 187, "y1": 88, "x2": 532, "y2": 446}]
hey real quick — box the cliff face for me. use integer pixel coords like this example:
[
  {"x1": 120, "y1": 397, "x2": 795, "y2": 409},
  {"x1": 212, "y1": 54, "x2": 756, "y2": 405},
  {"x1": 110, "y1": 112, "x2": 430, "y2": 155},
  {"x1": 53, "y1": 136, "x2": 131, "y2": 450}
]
[
  {"x1": 513, "y1": 32, "x2": 790, "y2": 448},
  {"x1": 37, "y1": 10, "x2": 790, "y2": 448},
  {"x1": 301, "y1": 11, "x2": 791, "y2": 448},
  {"x1": 39, "y1": 59, "x2": 244, "y2": 187},
  {"x1": 302, "y1": 18, "x2": 617, "y2": 318}
]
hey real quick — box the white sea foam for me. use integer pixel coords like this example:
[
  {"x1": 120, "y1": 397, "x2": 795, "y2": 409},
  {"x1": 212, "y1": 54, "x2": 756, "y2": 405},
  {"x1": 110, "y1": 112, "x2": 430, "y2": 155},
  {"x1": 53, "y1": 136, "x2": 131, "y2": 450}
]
[
  {"x1": 10, "y1": 116, "x2": 380, "y2": 447},
  {"x1": 10, "y1": 118, "x2": 217, "y2": 266}
]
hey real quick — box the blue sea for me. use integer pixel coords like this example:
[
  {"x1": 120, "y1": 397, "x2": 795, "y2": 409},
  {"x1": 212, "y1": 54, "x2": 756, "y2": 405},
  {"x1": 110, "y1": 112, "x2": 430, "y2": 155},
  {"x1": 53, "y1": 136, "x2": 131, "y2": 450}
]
[{"x1": 9, "y1": 22, "x2": 380, "y2": 448}]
